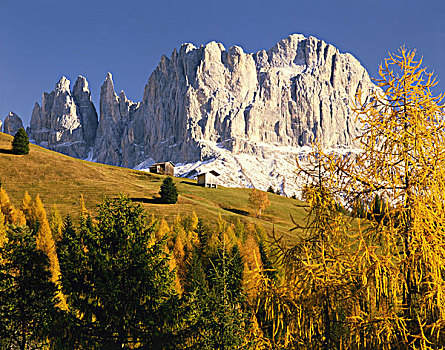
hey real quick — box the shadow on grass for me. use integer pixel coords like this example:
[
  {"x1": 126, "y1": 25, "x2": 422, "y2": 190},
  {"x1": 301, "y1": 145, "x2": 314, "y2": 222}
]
[
  {"x1": 180, "y1": 180, "x2": 201, "y2": 187},
  {"x1": 0, "y1": 148, "x2": 16, "y2": 155},
  {"x1": 222, "y1": 207, "x2": 250, "y2": 216},
  {"x1": 130, "y1": 197, "x2": 163, "y2": 204},
  {"x1": 135, "y1": 172, "x2": 161, "y2": 182}
]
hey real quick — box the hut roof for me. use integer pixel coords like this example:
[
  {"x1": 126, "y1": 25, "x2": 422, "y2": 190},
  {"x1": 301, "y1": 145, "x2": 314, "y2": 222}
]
[
  {"x1": 151, "y1": 161, "x2": 175, "y2": 167},
  {"x1": 196, "y1": 170, "x2": 221, "y2": 177}
]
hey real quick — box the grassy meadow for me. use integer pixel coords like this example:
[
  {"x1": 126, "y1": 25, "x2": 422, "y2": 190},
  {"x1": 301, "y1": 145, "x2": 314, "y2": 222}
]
[{"x1": 0, "y1": 132, "x2": 305, "y2": 239}]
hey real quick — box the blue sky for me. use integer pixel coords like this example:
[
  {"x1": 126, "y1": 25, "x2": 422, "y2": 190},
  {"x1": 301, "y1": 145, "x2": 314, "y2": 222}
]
[{"x1": 1, "y1": 0, "x2": 444, "y2": 126}]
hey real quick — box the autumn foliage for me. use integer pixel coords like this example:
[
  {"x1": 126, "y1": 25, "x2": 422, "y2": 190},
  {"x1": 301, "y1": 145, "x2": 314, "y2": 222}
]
[
  {"x1": 256, "y1": 47, "x2": 445, "y2": 349},
  {"x1": 2, "y1": 47, "x2": 445, "y2": 349},
  {"x1": 249, "y1": 188, "x2": 271, "y2": 218}
]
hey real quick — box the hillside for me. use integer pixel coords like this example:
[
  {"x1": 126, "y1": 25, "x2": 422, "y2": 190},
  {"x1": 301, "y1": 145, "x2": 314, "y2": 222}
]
[{"x1": 0, "y1": 132, "x2": 305, "y2": 239}]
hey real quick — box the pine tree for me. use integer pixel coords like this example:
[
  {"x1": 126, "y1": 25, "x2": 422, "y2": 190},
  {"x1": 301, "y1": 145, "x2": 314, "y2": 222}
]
[
  {"x1": 58, "y1": 195, "x2": 177, "y2": 349},
  {"x1": 182, "y1": 217, "x2": 252, "y2": 349},
  {"x1": 267, "y1": 186, "x2": 275, "y2": 194},
  {"x1": 0, "y1": 226, "x2": 59, "y2": 349},
  {"x1": 159, "y1": 177, "x2": 178, "y2": 204},
  {"x1": 11, "y1": 127, "x2": 29, "y2": 155}
]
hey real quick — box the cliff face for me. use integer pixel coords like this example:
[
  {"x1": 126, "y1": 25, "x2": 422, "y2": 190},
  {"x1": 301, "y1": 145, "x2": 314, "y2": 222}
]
[
  {"x1": 29, "y1": 76, "x2": 98, "y2": 159},
  {"x1": 27, "y1": 34, "x2": 377, "y2": 177},
  {"x1": 117, "y1": 34, "x2": 376, "y2": 167}
]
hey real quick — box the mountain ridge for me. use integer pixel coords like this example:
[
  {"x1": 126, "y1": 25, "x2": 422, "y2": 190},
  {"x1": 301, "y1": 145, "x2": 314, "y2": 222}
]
[{"x1": 15, "y1": 34, "x2": 376, "y2": 195}]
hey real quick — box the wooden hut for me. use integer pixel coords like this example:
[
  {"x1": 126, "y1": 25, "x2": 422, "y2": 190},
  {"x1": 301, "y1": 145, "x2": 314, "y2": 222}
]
[
  {"x1": 149, "y1": 162, "x2": 175, "y2": 176},
  {"x1": 197, "y1": 170, "x2": 220, "y2": 188}
]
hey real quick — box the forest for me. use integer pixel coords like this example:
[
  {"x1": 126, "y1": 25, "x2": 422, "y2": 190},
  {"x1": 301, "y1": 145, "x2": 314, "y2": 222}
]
[{"x1": 1, "y1": 47, "x2": 445, "y2": 350}]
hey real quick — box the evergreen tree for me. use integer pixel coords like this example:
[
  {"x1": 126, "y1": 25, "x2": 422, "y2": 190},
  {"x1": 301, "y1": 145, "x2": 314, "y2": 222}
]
[
  {"x1": 159, "y1": 176, "x2": 178, "y2": 204},
  {"x1": 195, "y1": 218, "x2": 208, "y2": 257},
  {"x1": 267, "y1": 186, "x2": 275, "y2": 194},
  {"x1": 258, "y1": 241, "x2": 277, "y2": 282},
  {"x1": 183, "y1": 219, "x2": 252, "y2": 349},
  {"x1": 11, "y1": 128, "x2": 29, "y2": 155},
  {"x1": 0, "y1": 226, "x2": 60, "y2": 350},
  {"x1": 58, "y1": 196, "x2": 177, "y2": 349}
]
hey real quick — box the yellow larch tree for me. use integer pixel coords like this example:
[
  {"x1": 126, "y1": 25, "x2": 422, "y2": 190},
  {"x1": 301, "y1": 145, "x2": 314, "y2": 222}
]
[
  {"x1": 21, "y1": 191, "x2": 33, "y2": 222},
  {"x1": 326, "y1": 47, "x2": 445, "y2": 348},
  {"x1": 258, "y1": 47, "x2": 445, "y2": 349},
  {"x1": 258, "y1": 146, "x2": 364, "y2": 350},
  {"x1": 32, "y1": 195, "x2": 67, "y2": 309},
  {"x1": 33, "y1": 195, "x2": 61, "y2": 283},
  {"x1": 79, "y1": 193, "x2": 89, "y2": 221},
  {"x1": 0, "y1": 187, "x2": 26, "y2": 226},
  {"x1": 0, "y1": 211, "x2": 6, "y2": 248},
  {"x1": 48, "y1": 205, "x2": 63, "y2": 242}
]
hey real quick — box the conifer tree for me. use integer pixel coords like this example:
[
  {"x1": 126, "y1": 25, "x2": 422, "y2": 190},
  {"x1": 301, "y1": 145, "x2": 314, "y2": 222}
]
[
  {"x1": 48, "y1": 205, "x2": 63, "y2": 242},
  {"x1": 0, "y1": 187, "x2": 26, "y2": 226},
  {"x1": 325, "y1": 47, "x2": 445, "y2": 348},
  {"x1": 78, "y1": 194, "x2": 89, "y2": 220},
  {"x1": 33, "y1": 195, "x2": 61, "y2": 284},
  {"x1": 159, "y1": 176, "x2": 178, "y2": 204},
  {"x1": 11, "y1": 127, "x2": 29, "y2": 155},
  {"x1": 20, "y1": 192, "x2": 33, "y2": 225},
  {"x1": 58, "y1": 196, "x2": 177, "y2": 349},
  {"x1": 0, "y1": 226, "x2": 59, "y2": 349},
  {"x1": 183, "y1": 217, "x2": 252, "y2": 349},
  {"x1": 0, "y1": 212, "x2": 6, "y2": 249},
  {"x1": 258, "y1": 146, "x2": 361, "y2": 349}
]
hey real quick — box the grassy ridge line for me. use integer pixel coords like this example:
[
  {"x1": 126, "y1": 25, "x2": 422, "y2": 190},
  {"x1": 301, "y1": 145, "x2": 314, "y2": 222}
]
[{"x1": 0, "y1": 132, "x2": 305, "y2": 238}]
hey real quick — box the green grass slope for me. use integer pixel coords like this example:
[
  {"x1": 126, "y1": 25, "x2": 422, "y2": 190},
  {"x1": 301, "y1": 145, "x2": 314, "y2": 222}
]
[{"x1": 0, "y1": 132, "x2": 306, "y2": 238}]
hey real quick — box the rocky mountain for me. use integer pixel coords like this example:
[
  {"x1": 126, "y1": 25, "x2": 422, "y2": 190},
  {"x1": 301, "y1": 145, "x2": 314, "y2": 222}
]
[
  {"x1": 94, "y1": 73, "x2": 138, "y2": 165},
  {"x1": 27, "y1": 34, "x2": 377, "y2": 195},
  {"x1": 29, "y1": 76, "x2": 98, "y2": 159},
  {"x1": 2, "y1": 111, "x2": 24, "y2": 136}
]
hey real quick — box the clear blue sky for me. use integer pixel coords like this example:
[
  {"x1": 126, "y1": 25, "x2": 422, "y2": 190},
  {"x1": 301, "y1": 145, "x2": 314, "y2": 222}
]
[{"x1": 1, "y1": 0, "x2": 444, "y2": 127}]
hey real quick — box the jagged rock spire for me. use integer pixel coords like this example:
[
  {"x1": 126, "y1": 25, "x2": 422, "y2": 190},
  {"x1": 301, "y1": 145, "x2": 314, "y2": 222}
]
[
  {"x1": 28, "y1": 75, "x2": 98, "y2": 158},
  {"x1": 3, "y1": 111, "x2": 24, "y2": 136}
]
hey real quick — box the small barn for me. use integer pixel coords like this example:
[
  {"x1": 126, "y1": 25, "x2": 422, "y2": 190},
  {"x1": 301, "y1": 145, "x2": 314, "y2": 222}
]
[
  {"x1": 149, "y1": 162, "x2": 175, "y2": 176},
  {"x1": 197, "y1": 170, "x2": 220, "y2": 188}
]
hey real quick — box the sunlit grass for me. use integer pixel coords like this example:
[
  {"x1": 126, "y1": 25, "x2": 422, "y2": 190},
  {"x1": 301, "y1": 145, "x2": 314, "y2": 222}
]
[{"x1": 0, "y1": 132, "x2": 306, "y2": 238}]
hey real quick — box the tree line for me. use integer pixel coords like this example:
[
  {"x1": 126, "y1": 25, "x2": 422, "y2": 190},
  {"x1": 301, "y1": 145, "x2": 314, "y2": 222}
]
[{"x1": 0, "y1": 186, "x2": 277, "y2": 349}]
